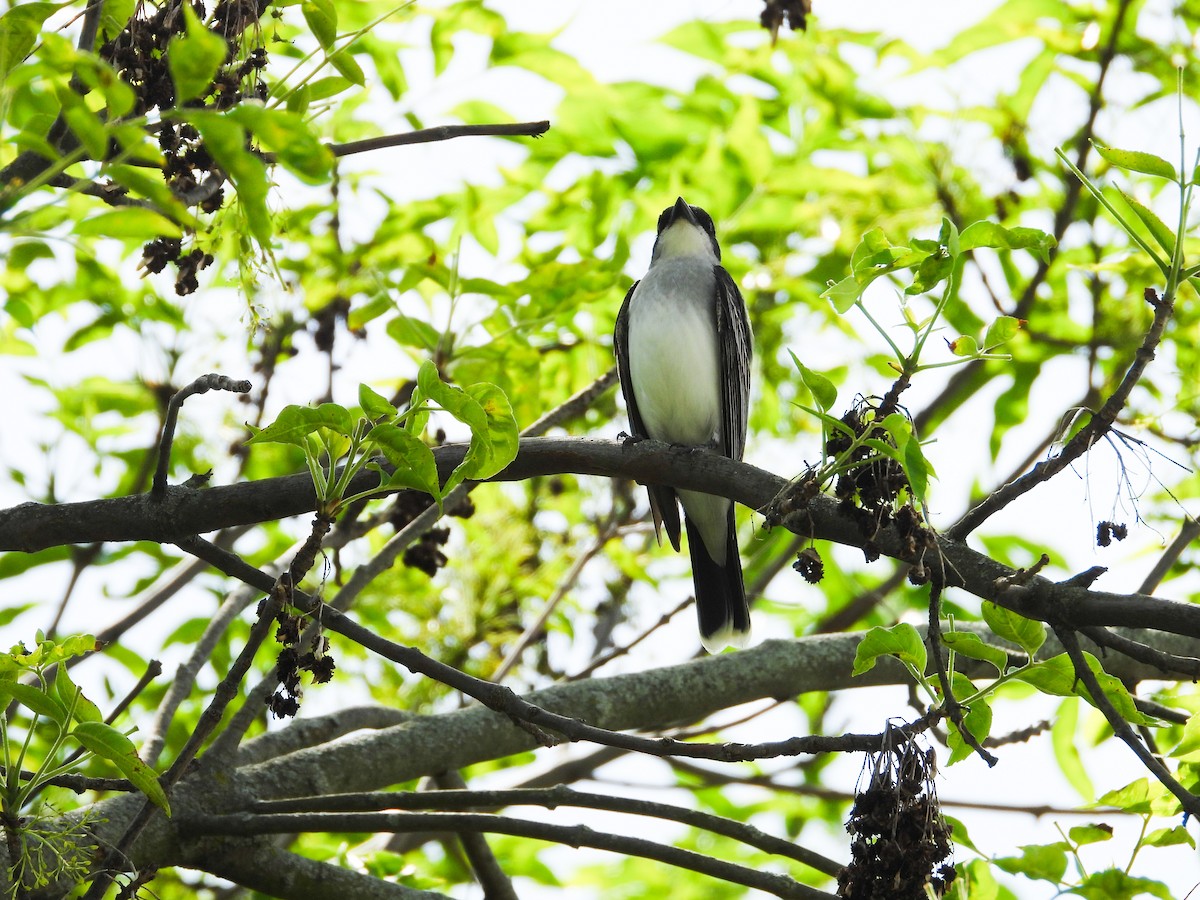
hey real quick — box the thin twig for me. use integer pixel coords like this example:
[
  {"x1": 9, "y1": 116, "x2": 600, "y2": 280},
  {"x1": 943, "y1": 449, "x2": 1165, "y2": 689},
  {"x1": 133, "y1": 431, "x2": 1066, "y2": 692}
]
[
  {"x1": 328, "y1": 121, "x2": 550, "y2": 158},
  {"x1": 949, "y1": 288, "x2": 1173, "y2": 540},
  {"x1": 151, "y1": 374, "x2": 252, "y2": 497}
]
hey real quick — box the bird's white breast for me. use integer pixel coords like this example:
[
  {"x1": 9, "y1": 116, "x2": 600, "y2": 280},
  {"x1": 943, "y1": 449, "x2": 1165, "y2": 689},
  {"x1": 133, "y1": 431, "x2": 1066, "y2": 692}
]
[{"x1": 626, "y1": 258, "x2": 722, "y2": 448}]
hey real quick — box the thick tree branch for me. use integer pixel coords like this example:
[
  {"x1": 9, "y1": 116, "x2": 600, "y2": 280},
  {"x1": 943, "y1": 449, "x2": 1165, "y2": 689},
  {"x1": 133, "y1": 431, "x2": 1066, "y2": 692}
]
[
  {"x1": 183, "y1": 810, "x2": 833, "y2": 899},
  {"x1": 249, "y1": 784, "x2": 844, "y2": 877},
  {"x1": 7, "y1": 436, "x2": 1200, "y2": 642}
]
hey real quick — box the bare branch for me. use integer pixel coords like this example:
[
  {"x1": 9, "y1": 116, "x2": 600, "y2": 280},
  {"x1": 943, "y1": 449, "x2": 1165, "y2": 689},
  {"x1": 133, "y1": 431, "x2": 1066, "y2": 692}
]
[
  {"x1": 151, "y1": 374, "x2": 252, "y2": 497},
  {"x1": 328, "y1": 121, "x2": 550, "y2": 158},
  {"x1": 250, "y1": 783, "x2": 844, "y2": 877},
  {"x1": 949, "y1": 288, "x2": 1173, "y2": 540},
  {"x1": 182, "y1": 810, "x2": 834, "y2": 899}
]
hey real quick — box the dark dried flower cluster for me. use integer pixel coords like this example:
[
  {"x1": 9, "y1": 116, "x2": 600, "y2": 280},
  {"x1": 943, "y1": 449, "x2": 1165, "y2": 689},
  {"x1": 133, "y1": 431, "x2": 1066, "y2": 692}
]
[
  {"x1": 99, "y1": 0, "x2": 270, "y2": 294},
  {"x1": 794, "y1": 545, "x2": 825, "y2": 583},
  {"x1": 828, "y1": 399, "x2": 935, "y2": 566},
  {"x1": 760, "y1": 0, "x2": 810, "y2": 39},
  {"x1": 839, "y1": 734, "x2": 955, "y2": 899},
  {"x1": 1096, "y1": 520, "x2": 1128, "y2": 547}
]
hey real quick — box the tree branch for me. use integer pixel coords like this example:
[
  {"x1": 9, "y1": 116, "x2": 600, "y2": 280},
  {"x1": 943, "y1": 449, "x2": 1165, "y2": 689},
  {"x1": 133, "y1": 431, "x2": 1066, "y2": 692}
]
[
  {"x1": 8, "y1": 436, "x2": 1200, "y2": 643},
  {"x1": 328, "y1": 121, "x2": 550, "y2": 158},
  {"x1": 249, "y1": 784, "x2": 844, "y2": 877},
  {"x1": 948, "y1": 287, "x2": 1173, "y2": 540},
  {"x1": 182, "y1": 810, "x2": 834, "y2": 900}
]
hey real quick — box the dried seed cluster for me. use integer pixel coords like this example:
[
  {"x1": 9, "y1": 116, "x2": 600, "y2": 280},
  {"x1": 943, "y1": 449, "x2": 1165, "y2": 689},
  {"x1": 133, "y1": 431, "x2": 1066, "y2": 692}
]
[
  {"x1": 99, "y1": 1, "x2": 270, "y2": 294},
  {"x1": 839, "y1": 735, "x2": 955, "y2": 899}
]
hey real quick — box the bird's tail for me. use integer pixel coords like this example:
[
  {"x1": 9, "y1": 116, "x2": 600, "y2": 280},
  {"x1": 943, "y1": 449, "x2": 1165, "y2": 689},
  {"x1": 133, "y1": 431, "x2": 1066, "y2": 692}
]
[{"x1": 686, "y1": 512, "x2": 750, "y2": 653}]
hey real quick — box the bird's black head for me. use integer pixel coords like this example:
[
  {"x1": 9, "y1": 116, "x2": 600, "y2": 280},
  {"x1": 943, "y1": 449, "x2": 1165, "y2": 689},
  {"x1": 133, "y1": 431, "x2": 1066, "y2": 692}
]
[{"x1": 651, "y1": 197, "x2": 721, "y2": 262}]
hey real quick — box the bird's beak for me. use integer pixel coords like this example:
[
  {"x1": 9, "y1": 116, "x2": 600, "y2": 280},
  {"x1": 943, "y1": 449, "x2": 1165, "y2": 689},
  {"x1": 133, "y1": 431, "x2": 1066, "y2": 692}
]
[{"x1": 671, "y1": 196, "x2": 697, "y2": 226}]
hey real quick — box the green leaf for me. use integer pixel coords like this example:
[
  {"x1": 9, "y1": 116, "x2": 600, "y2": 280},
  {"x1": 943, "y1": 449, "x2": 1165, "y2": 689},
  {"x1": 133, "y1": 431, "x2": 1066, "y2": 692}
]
[
  {"x1": 328, "y1": 50, "x2": 366, "y2": 86},
  {"x1": 1092, "y1": 142, "x2": 1177, "y2": 182},
  {"x1": 1116, "y1": 186, "x2": 1176, "y2": 257},
  {"x1": 168, "y1": 4, "x2": 228, "y2": 103},
  {"x1": 983, "y1": 315, "x2": 1022, "y2": 350},
  {"x1": 54, "y1": 663, "x2": 103, "y2": 724},
  {"x1": 464, "y1": 382, "x2": 519, "y2": 479},
  {"x1": 905, "y1": 246, "x2": 954, "y2": 296},
  {"x1": 0, "y1": 681, "x2": 68, "y2": 726},
  {"x1": 99, "y1": 0, "x2": 136, "y2": 43},
  {"x1": 57, "y1": 88, "x2": 107, "y2": 159},
  {"x1": 386, "y1": 312, "x2": 441, "y2": 350},
  {"x1": 1072, "y1": 869, "x2": 1172, "y2": 900},
  {"x1": 75, "y1": 208, "x2": 183, "y2": 241},
  {"x1": 959, "y1": 221, "x2": 1056, "y2": 263},
  {"x1": 247, "y1": 403, "x2": 356, "y2": 448},
  {"x1": 940, "y1": 631, "x2": 1009, "y2": 676},
  {"x1": 414, "y1": 362, "x2": 517, "y2": 492},
  {"x1": 71, "y1": 721, "x2": 170, "y2": 815},
  {"x1": 0, "y1": 2, "x2": 64, "y2": 80},
  {"x1": 1051, "y1": 697, "x2": 1094, "y2": 801},
  {"x1": 981, "y1": 600, "x2": 1045, "y2": 655},
  {"x1": 947, "y1": 334, "x2": 978, "y2": 357},
  {"x1": 302, "y1": 0, "x2": 337, "y2": 49},
  {"x1": 359, "y1": 384, "x2": 397, "y2": 421},
  {"x1": 994, "y1": 842, "x2": 1068, "y2": 883},
  {"x1": 852, "y1": 623, "x2": 926, "y2": 676},
  {"x1": 366, "y1": 423, "x2": 440, "y2": 498},
  {"x1": 1142, "y1": 825, "x2": 1194, "y2": 849},
  {"x1": 945, "y1": 671, "x2": 992, "y2": 764},
  {"x1": 1068, "y1": 823, "x2": 1113, "y2": 846},
  {"x1": 788, "y1": 351, "x2": 837, "y2": 411},
  {"x1": 228, "y1": 105, "x2": 333, "y2": 184},
  {"x1": 1097, "y1": 778, "x2": 1154, "y2": 814},
  {"x1": 821, "y1": 274, "x2": 867, "y2": 314},
  {"x1": 186, "y1": 111, "x2": 270, "y2": 244}
]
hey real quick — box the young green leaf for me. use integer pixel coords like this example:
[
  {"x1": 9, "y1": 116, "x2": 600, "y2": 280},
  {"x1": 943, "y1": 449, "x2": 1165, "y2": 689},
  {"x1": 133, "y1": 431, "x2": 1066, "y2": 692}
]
[
  {"x1": 228, "y1": 105, "x2": 333, "y2": 184},
  {"x1": 0, "y1": 2, "x2": 65, "y2": 80},
  {"x1": 944, "y1": 671, "x2": 992, "y2": 764},
  {"x1": 247, "y1": 404, "x2": 356, "y2": 448},
  {"x1": 983, "y1": 315, "x2": 1022, "y2": 350},
  {"x1": 852, "y1": 623, "x2": 927, "y2": 676},
  {"x1": 981, "y1": 600, "x2": 1046, "y2": 655},
  {"x1": 71, "y1": 721, "x2": 170, "y2": 815},
  {"x1": 939, "y1": 631, "x2": 1009, "y2": 676},
  {"x1": 301, "y1": 0, "x2": 337, "y2": 49},
  {"x1": 168, "y1": 4, "x2": 228, "y2": 103},
  {"x1": 1051, "y1": 697, "x2": 1094, "y2": 801},
  {"x1": 789, "y1": 351, "x2": 837, "y2": 411},
  {"x1": 1, "y1": 681, "x2": 68, "y2": 726},
  {"x1": 959, "y1": 221, "x2": 1057, "y2": 263},
  {"x1": 365, "y1": 423, "x2": 440, "y2": 498},
  {"x1": 185, "y1": 111, "x2": 270, "y2": 244},
  {"x1": 464, "y1": 382, "x2": 519, "y2": 479},
  {"x1": 1092, "y1": 141, "x2": 1177, "y2": 181},
  {"x1": 1068, "y1": 823, "x2": 1113, "y2": 846},
  {"x1": 359, "y1": 384, "x2": 398, "y2": 421},
  {"x1": 54, "y1": 663, "x2": 103, "y2": 724}
]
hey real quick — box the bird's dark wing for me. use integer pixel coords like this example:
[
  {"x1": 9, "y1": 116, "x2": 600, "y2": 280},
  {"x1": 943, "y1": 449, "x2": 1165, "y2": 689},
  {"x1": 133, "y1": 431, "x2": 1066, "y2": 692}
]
[
  {"x1": 615, "y1": 280, "x2": 681, "y2": 550},
  {"x1": 714, "y1": 266, "x2": 752, "y2": 462}
]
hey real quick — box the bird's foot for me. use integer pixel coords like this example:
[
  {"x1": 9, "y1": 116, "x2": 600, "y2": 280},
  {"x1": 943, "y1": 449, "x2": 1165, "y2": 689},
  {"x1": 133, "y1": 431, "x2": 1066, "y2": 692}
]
[{"x1": 618, "y1": 431, "x2": 647, "y2": 446}]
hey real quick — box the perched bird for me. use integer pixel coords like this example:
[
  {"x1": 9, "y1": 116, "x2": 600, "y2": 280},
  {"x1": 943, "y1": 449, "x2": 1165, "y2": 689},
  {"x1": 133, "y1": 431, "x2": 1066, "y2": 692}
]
[{"x1": 614, "y1": 197, "x2": 753, "y2": 652}]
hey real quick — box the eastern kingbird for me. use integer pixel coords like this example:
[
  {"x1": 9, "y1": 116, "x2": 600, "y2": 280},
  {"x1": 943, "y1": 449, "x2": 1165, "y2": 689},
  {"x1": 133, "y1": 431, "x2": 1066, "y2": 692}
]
[{"x1": 614, "y1": 197, "x2": 753, "y2": 652}]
